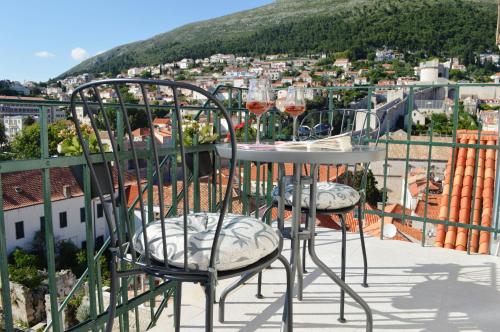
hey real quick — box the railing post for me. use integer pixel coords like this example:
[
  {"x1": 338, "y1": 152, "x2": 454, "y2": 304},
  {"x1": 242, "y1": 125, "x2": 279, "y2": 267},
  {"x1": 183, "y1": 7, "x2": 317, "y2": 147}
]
[
  {"x1": 493, "y1": 100, "x2": 500, "y2": 243},
  {"x1": 40, "y1": 108, "x2": 63, "y2": 331},
  {"x1": 83, "y1": 164, "x2": 98, "y2": 332},
  {"x1": 171, "y1": 110, "x2": 178, "y2": 216},
  {"x1": 421, "y1": 123, "x2": 434, "y2": 247},
  {"x1": 0, "y1": 174, "x2": 14, "y2": 332},
  {"x1": 400, "y1": 86, "x2": 414, "y2": 228}
]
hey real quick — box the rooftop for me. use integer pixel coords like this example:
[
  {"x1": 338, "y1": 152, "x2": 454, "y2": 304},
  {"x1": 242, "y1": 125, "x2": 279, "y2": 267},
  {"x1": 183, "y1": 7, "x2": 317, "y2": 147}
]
[
  {"x1": 435, "y1": 131, "x2": 498, "y2": 254},
  {"x1": 155, "y1": 228, "x2": 500, "y2": 331}
]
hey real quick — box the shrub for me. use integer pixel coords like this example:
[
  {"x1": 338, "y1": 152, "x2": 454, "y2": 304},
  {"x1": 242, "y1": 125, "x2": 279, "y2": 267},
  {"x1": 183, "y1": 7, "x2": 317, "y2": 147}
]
[
  {"x1": 76, "y1": 301, "x2": 90, "y2": 323},
  {"x1": 56, "y1": 240, "x2": 83, "y2": 276},
  {"x1": 8, "y1": 248, "x2": 43, "y2": 288}
]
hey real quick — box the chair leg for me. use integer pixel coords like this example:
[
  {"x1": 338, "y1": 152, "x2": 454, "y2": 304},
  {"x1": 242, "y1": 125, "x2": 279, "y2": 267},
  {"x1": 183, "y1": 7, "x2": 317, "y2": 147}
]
[
  {"x1": 204, "y1": 283, "x2": 215, "y2": 332},
  {"x1": 256, "y1": 271, "x2": 264, "y2": 299},
  {"x1": 220, "y1": 271, "x2": 258, "y2": 323},
  {"x1": 296, "y1": 234, "x2": 304, "y2": 301},
  {"x1": 174, "y1": 282, "x2": 182, "y2": 331},
  {"x1": 302, "y1": 240, "x2": 308, "y2": 273},
  {"x1": 302, "y1": 214, "x2": 308, "y2": 274},
  {"x1": 358, "y1": 203, "x2": 369, "y2": 288},
  {"x1": 338, "y1": 214, "x2": 347, "y2": 323},
  {"x1": 277, "y1": 254, "x2": 293, "y2": 332}
]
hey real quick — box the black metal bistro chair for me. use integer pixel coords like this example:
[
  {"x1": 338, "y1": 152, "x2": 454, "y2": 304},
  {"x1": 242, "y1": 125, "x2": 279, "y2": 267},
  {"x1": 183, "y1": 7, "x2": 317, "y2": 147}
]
[
  {"x1": 259, "y1": 108, "x2": 381, "y2": 322},
  {"x1": 69, "y1": 78, "x2": 293, "y2": 332}
]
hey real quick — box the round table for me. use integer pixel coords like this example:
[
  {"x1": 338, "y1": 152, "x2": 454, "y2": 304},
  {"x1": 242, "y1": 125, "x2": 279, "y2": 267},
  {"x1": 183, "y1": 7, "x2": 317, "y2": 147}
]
[
  {"x1": 216, "y1": 143, "x2": 384, "y2": 164},
  {"x1": 216, "y1": 142, "x2": 384, "y2": 331}
]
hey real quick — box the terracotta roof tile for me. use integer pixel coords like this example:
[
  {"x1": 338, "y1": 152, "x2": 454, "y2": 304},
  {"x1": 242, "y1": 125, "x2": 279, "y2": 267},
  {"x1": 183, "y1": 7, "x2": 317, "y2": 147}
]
[
  {"x1": 435, "y1": 131, "x2": 497, "y2": 253},
  {"x1": 414, "y1": 196, "x2": 440, "y2": 220},
  {"x1": 2, "y1": 166, "x2": 136, "y2": 211}
]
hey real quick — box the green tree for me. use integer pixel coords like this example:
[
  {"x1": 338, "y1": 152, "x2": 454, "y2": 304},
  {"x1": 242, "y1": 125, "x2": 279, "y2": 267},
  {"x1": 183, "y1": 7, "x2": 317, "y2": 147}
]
[
  {"x1": 8, "y1": 248, "x2": 43, "y2": 288},
  {"x1": 10, "y1": 123, "x2": 41, "y2": 159},
  {"x1": 140, "y1": 70, "x2": 152, "y2": 79},
  {"x1": 0, "y1": 122, "x2": 7, "y2": 145},
  {"x1": 11, "y1": 120, "x2": 69, "y2": 159},
  {"x1": 23, "y1": 116, "x2": 36, "y2": 127},
  {"x1": 449, "y1": 69, "x2": 468, "y2": 82},
  {"x1": 338, "y1": 169, "x2": 384, "y2": 207}
]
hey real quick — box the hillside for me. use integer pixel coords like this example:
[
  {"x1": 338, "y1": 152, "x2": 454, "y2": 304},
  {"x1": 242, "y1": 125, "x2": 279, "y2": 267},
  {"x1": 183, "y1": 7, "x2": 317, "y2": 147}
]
[{"x1": 59, "y1": 0, "x2": 498, "y2": 78}]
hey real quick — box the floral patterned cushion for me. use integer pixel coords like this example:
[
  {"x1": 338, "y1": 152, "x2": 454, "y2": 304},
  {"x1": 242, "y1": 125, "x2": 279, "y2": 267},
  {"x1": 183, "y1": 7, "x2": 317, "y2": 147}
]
[
  {"x1": 272, "y1": 182, "x2": 360, "y2": 210},
  {"x1": 133, "y1": 212, "x2": 279, "y2": 271}
]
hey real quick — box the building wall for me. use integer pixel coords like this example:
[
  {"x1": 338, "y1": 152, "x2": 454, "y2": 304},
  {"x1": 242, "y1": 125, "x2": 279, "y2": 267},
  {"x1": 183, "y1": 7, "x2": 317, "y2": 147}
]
[
  {"x1": 459, "y1": 86, "x2": 500, "y2": 100},
  {"x1": 4, "y1": 197, "x2": 107, "y2": 253}
]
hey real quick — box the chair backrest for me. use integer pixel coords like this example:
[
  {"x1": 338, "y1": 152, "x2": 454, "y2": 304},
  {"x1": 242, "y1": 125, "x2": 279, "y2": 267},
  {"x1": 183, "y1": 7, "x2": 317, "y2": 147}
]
[
  {"x1": 69, "y1": 78, "x2": 236, "y2": 273},
  {"x1": 337, "y1": 108, "x2": 381, "y2": 196},
  {"x1": 299, "y1": 108, "x2": 381, "y2": 144},
  {"x1": 300, "y1": 108, "x2": 381, "y2": 201}
]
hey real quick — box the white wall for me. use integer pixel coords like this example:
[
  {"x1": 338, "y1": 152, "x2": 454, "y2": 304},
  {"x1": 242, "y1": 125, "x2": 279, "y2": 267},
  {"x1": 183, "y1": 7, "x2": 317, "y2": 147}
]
[{"x1": 4, "y1": 197, "x2": 107, "y2": 253}]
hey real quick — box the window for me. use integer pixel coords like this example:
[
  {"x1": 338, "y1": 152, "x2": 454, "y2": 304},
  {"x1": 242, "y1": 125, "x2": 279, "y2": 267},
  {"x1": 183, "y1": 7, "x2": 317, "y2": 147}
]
[
  {"x1": 15, "y1": 221, "x2": 24, "y2": 239},
  {"x1": 40, "y1": 216, "x2": 45, "y2": 231},
  {"x1": 80, "y1": 207, "x2": 86, "y2": 223},
  {"x1": 59, "y1": 212, "x2": 68, "y2": 228},
  {"x1": 96, "y1": 235, "x2": 104, "y2": 249},
  {"x1": 97, "y1": 204, "x2": 103, "y2": 218}
]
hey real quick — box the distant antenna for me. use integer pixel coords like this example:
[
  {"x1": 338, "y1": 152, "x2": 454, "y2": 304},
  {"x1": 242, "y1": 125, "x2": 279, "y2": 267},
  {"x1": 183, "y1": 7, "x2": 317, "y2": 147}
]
[{"x1": 497, "y1": 0, "x2": 500, "y2": 48}]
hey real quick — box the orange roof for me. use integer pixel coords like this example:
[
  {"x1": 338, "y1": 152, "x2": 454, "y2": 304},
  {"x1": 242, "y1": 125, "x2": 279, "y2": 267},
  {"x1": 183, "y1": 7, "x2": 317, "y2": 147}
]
[
  {"x1": 0, "y1": 95, "x2": 46, "y2": 101},
  {"x1": 153, "y1": 118, "x2": 170, "y2": 125},
  {"x1": 127, "y1": 181, "x2": 243, "y2": 216},
  {"x1": 132, "y1": 128, "x2": 150, "y2": 137},
  {"x1": 435, "y1": 130, "x2": 498, "y2": 254},
  {"x1": 247, "y1": 163, "x2": 345, "y2": 183},
  {"x1": 2, "y1": 168, "x2": 84, "y2": 211},
  {"x1": 414, "y1": 196, "x2": 440, "y2": 220},
  {"x1": 2, "y1": 167, "x2": 136, "y2": 211}
]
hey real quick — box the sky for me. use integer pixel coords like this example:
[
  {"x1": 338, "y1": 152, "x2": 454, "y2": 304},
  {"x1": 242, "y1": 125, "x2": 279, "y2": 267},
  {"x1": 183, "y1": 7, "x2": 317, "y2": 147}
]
[{"x1": 0, "y1": 0, "x2": 273, "y2": 83}]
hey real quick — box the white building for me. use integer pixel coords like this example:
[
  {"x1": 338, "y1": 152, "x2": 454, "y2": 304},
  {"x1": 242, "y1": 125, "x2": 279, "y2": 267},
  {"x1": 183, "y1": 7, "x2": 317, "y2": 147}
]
[
  {"x1": 2, "y1": 168, "x2": 110, "y2": 253},
  {"x1": 177, "y1": 58, "x2": 194, "y2": 69},
  {"x1": 479, "y1": 53, "x2": 500, "y2": 65},
  {"x1": 127, "y1": 67, "x2": 143, "y2": 77},
  {"x1": 333, "y1": 58, "x2": 351, "y2": 70},
  {"x1": 210, "y1": 54, "x2": 236, "y2": 64},
  {"x1": 416, "y1": 59, "x2": 450, "y2": 82},
  {"x1": 0, "y1": 96, "x2": 66, "y2": 126},
  {"x1": 480, "y1": 110, "x2": 499, "y2": 131},
  {"x1": 3, "y1": 115, "x2": 34, "y2": 140},
  {"x1": 47, "y1": 86, "x2": 63, "y2": 96}
]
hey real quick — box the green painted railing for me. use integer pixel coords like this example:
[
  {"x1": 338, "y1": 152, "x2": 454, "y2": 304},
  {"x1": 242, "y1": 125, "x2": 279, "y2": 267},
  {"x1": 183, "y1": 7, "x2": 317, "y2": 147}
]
[{"x1": 0, "y1": 83, "x2": 500, "y2": 331}]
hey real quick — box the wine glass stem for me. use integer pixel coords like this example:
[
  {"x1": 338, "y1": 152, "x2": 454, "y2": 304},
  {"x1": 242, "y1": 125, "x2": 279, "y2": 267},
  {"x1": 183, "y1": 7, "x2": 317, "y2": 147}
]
[
  {"x1": 256, "y1": 114, "x2": 261, "y2": 145},
  {"x1": 293, "y1": 116, "x2": 298, "y2": 142}
]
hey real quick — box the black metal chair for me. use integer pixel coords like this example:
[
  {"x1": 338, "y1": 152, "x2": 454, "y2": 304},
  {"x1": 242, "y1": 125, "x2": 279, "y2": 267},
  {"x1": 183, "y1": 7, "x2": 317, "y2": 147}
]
[
  {"x1": 69, "y1": 78, "x2": 293, "y2": 332},
  {"x1": 259, "y1": 108, "x2": 381, "y2": 323}
]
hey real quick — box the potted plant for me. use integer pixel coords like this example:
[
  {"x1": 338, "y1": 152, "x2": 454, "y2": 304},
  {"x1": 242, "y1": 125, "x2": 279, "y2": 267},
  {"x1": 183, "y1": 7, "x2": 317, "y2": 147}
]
[
  {"x1": 57, "y1": 124, "x2": 111, "y2": 198},
  {"x1": 181, "y1": 120, "x2": 218, "y2": 177}
]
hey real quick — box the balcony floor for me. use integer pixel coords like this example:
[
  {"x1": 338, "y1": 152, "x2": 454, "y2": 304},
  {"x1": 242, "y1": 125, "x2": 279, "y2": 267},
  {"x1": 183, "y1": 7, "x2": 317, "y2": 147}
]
[{"x1": 153, "y1": 227, "x2": 500, "y2": 331}]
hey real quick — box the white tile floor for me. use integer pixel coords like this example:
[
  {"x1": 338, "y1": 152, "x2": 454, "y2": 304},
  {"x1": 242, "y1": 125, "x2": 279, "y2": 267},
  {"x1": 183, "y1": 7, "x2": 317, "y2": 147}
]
[{"x1": 153, "y1": 227, "x2": 500, "y2": 331}]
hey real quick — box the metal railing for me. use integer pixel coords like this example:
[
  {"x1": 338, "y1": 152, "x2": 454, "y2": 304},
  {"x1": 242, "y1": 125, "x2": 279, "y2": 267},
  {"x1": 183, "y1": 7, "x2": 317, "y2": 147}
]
[{"x1": 0, "y1": 83, "x2": 499, "y2": 331}]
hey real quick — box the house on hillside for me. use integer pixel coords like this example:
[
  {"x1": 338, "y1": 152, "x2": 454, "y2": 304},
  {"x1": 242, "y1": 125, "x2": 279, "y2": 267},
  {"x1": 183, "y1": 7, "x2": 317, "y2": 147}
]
[{"x1": 333, "y1": 58, "x2": 351, "y2": 70}]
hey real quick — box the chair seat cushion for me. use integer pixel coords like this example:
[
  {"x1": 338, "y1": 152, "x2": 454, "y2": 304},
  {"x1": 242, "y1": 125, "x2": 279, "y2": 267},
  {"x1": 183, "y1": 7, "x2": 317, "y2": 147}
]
[
  {"x1": 132, "y1": 212, "x2": 280, "y2": 271},
  {"x1": 272, "y1": 182, "x2": 360, "y2": 210}
]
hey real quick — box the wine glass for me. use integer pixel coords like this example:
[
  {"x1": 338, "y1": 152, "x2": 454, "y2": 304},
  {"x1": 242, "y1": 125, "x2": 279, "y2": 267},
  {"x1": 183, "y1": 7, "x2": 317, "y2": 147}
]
[
  {"x1": 246, "y1": 79, "x2": 269, "y2": 145},
  {"x1": 284, "y1": 86, "x2": 306, "y2": 141}
]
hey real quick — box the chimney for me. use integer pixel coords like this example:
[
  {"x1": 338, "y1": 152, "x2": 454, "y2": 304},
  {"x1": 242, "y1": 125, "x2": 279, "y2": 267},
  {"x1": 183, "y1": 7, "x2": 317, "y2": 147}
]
[{"x1": 63, "y1": 185, "x2": 72, "y2": 198}]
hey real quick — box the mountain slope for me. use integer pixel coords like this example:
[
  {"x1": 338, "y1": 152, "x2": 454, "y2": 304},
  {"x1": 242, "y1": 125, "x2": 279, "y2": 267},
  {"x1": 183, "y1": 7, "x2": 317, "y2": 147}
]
[{"x1": 60, "y1": 0, "x2": 497, "y2": 78}]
